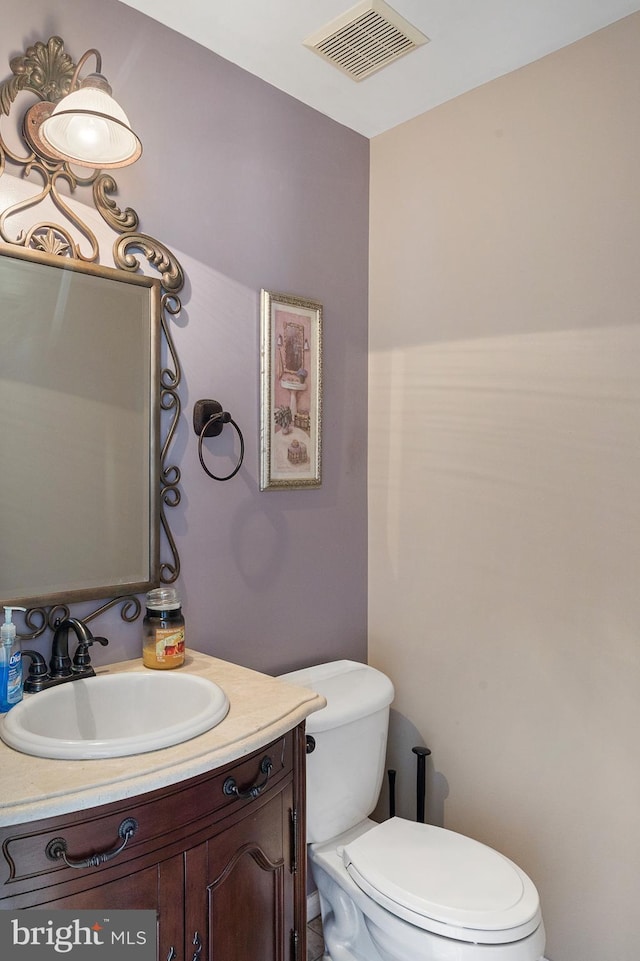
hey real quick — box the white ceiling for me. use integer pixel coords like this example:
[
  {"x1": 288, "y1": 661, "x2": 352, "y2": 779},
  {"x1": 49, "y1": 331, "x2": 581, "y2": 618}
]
[{"x1": 119, "y1": 0, "x2": 640, "y2": 137}]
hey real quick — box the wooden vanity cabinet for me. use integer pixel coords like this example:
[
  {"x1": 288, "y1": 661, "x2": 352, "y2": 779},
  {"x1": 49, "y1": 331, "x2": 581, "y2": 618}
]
[{"x1": 0, "y1": 725, "x2": 307, "y2": 961}]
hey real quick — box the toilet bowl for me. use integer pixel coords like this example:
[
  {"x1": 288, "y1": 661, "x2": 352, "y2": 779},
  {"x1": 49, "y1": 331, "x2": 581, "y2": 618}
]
[{"x1": 280, "y1": 660, "x2": 545, "y2": 961}]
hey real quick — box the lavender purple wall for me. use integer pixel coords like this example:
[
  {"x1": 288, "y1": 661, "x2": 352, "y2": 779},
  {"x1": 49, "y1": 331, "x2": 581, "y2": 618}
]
[{"x1": 2, "y1": 0, "x2": 369, "y2": 672}]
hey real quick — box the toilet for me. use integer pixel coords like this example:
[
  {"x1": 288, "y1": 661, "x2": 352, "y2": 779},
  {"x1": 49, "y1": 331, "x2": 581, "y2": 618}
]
[{"x1": 280, "y1": 660, "x2": 546, "y2": 961}]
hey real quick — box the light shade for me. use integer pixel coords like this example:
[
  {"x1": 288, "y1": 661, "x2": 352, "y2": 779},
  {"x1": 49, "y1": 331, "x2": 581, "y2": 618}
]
[{"x1": 40, "y1": 82, "x2": 142, "y2": 169}]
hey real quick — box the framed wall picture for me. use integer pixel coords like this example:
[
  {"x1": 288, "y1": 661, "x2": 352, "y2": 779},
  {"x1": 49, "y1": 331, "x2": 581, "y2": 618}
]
[{"x1": 260, "y1": 290, "x2": 323, "y2": 490}]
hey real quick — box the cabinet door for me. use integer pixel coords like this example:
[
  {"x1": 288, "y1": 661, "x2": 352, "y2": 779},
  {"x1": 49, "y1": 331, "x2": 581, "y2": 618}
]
[
  {"x1": 185, "y1": 784, "x2": 295, "y2": 961},
  {"x1": 22, "y1": 854, "x2": 184, "y2": 961}
]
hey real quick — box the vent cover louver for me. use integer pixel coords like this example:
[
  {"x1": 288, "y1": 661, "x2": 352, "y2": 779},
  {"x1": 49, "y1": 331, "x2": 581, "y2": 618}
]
[{"x1": 304, "y1": 0, "x2": 429, "y2": 81}]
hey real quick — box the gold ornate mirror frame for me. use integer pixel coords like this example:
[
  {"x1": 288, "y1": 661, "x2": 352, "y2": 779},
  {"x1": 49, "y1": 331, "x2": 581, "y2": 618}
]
[{"x1": 0, "y1": 37, "x2": 183, "y2": 639}]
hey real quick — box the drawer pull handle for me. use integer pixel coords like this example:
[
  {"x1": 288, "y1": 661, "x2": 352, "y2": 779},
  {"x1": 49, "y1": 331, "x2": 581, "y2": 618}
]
[
  {"x1": 223, "y1": 755, "x2": 273, "y2": 800},
  {"x1": 46, "y1": 817, "x2": 138, "y2": 869},
  {"x1": 167, "y1": 949, "x2": 177, "y2": 961}
]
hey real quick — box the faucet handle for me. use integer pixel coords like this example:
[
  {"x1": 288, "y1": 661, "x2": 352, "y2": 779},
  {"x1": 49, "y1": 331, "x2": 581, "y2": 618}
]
[
  {"x1": 87, "y1": 636, "x2": 109, "y2": 647},
  {"x1": 22, "y1": 650, "x2": 50, "y2": 693},
  {"x1": 22, "y1": 650, "x2": 48, "y2": 677},
  {"x1": 73, "y1": 635, "x2": 109, "y2": 671}
]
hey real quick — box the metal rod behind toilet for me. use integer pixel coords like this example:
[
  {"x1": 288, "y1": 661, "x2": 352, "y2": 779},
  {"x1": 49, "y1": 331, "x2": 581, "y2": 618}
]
[
  {"x1": 412, "y1": 745, "x2": 431, "y2": 823},
  {"x1": 388, "y1": 768, "x2": 396, "y2": 818}
]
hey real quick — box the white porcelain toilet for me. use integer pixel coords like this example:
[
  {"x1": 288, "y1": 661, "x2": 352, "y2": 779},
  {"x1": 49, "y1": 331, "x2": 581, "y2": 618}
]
[{"x1": 281, "y1": 660, "x2": 546, "y2": 961}]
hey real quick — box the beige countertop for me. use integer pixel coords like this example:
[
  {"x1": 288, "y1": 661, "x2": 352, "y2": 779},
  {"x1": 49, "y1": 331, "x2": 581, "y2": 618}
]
[{"x1": 0, "y1": 651, "x2": 325, "y2": 827}]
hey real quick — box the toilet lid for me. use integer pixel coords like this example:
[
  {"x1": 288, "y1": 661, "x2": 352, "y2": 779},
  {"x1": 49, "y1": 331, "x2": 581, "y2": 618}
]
[{"x1": 342, "y1": 818, "x2": 542, "y2": 945}]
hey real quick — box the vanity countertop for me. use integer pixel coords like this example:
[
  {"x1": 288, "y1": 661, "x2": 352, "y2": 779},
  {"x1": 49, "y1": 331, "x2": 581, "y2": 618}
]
[{"x1": 0, "y1": 651, "x2": 325, "y2": 827}]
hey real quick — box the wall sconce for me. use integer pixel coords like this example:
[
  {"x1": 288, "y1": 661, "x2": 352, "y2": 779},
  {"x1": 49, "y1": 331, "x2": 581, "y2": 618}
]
[{"x1": 24, "y1": 47, "x2": 141, "y2": 169}]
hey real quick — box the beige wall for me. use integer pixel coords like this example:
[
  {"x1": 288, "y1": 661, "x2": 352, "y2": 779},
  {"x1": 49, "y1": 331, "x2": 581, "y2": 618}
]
[{"x1": 368, "y1": 14, "x2": 640, "y2": 961}]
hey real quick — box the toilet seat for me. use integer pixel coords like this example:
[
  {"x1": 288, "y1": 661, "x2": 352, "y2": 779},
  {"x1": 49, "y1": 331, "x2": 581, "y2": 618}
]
[{"x1": 342, "y1": 818, "x2": 542, "y2": 945}]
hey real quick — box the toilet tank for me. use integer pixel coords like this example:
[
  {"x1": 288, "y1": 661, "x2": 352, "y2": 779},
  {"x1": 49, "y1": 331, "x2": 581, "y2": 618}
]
[{"x1": 279, "y1": 661, "x2": 394, "y2": 843}]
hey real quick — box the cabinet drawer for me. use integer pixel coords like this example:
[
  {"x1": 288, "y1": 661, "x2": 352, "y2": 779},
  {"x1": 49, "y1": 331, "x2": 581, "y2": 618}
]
[{"x1": 0, "y1": 731, "x2": 293, "y2": 900}]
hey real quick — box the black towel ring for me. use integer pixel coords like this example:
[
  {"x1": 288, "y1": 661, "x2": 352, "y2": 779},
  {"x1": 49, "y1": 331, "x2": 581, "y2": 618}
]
[{"x1": 194, "y1": 400, "x2": 244, "y2": 482}]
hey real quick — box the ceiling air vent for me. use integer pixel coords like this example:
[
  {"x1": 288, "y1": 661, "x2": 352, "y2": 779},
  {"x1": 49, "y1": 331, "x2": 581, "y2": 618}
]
[{"x1": 304, "y1": 0, "x2": 429, "y2": 82}]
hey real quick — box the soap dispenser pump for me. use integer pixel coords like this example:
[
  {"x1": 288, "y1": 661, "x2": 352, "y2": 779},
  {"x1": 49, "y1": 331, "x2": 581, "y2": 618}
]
[{"x1": 0, "y1": 606, "x2": 27, "y2": 712}]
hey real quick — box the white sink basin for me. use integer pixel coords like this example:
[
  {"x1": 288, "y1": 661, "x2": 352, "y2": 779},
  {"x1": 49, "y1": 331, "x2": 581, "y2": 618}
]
[{"x1": 0, "y1": 671, "x2": 229, "y2": 760}]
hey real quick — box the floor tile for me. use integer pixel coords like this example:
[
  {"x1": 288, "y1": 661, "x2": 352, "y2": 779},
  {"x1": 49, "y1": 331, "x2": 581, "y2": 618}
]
[{"x1": 307, "y1": 917, "x2": 325, "y2": 960}]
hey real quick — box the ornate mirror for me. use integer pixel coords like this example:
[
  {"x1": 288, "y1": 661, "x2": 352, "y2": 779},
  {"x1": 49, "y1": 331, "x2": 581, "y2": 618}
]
[{"x1": 0, "y1": 37, "x2": 183, "y2": 634}]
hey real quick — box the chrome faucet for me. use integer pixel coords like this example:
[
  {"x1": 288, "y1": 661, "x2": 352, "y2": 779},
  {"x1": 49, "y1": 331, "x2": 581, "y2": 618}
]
[{"x1": 23, "y1": 617, "x2": 109, "y2": 693}]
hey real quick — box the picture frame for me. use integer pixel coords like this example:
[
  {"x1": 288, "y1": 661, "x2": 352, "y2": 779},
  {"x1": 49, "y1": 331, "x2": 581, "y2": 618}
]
[{"x1": 260, "y1": 289, "x2": 323, "y2": 490}]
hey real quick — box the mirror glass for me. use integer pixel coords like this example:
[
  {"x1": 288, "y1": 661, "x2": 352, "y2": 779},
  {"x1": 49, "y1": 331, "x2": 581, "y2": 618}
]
[
  {"x1": 283, "y1": 321, "x2": 305, "y2": 375},
  {"x1": 0, "y1": 244, "x2": 160, "y2": 606}
]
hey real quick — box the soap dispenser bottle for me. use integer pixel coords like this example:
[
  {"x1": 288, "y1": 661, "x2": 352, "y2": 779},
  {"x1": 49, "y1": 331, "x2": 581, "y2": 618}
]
[{"x1": 0, "y1": 606, "x2": 27, "y2": 712}]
